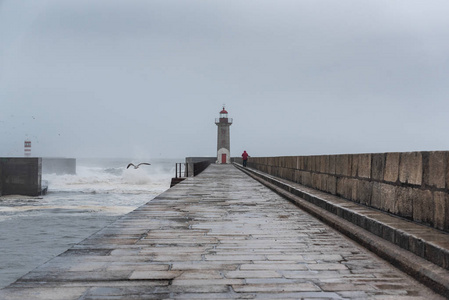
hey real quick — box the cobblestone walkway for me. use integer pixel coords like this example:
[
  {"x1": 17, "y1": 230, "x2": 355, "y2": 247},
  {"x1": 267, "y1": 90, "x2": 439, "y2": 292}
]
[{"x1": 0, "y1": 165, "x2": 444, "y2": 299}]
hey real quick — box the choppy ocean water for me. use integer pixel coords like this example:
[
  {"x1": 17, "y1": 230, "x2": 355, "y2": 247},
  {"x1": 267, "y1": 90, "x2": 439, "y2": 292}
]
[{"x1": 0, "y1": 158, "x2": 177, "y2": 288}]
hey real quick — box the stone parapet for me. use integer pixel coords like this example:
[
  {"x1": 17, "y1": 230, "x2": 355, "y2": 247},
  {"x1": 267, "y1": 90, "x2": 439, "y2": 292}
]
[{"x1": 247, "y1": 151, "x2": 449, "y2": 233}]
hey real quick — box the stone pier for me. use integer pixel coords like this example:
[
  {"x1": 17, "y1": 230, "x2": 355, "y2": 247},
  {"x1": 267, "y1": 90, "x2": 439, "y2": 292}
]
[{"x1": 0, "y1": 164, "x2": 446, "y2": 299}]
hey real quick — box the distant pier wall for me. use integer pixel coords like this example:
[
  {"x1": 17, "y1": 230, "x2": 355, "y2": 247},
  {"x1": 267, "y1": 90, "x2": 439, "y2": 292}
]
[
  {"x1": 236, "y1": 151, "x2": 449, "y2": 233},
  {"x1": 185, "y1": 157, "x2": 216, "y2": 177},
  {"x1": 0, "y1": 157, "x2": 42, "y2": 196},
  {"x1": 42, "y1": 157, "x2": 76, "y2": 175}
]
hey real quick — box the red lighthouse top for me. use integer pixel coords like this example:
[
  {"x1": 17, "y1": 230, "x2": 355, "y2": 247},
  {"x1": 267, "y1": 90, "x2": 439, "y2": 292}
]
[{"x1": 215, "y1": 106, "x2": 232, "y2": 125}]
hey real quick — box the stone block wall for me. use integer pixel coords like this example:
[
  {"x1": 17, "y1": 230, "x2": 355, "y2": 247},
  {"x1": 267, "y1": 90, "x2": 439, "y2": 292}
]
[{"x1": 245, "y1": 152, "x2": 449, "y2": 233}]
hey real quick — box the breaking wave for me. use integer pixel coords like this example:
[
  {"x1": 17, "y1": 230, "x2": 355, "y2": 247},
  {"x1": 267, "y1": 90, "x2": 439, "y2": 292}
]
[{"x1": 43, "y1": 159, "x2": 175, "y2": 195}]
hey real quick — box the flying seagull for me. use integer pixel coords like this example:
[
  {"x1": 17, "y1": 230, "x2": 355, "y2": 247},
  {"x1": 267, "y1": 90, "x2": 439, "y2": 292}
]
[{"x1": 127, "y1": 163, "x2": 151, "y2": 169}]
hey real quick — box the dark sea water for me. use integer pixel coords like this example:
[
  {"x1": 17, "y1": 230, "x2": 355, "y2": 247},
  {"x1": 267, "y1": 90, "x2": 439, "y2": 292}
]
[{"x1": 0, "y1": 158, "x2": 177, "y2": 288}]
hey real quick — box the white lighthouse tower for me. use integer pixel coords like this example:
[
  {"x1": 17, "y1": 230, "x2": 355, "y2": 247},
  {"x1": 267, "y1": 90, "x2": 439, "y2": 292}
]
[{"x1": 215, "y1": 106, "x2": 232, "y2": 164}]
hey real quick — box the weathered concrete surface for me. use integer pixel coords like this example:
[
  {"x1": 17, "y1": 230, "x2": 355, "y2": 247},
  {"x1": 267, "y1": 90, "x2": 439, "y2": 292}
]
[
  {"x1": 0, "y1": 165, "x2": 444, "y2": 299},
  {"x1": 236, "y1": 164, "x2": 449, "y2": 297},
  {"x1": 0, "y1": 157, "x2": 42, "y2": 196}
]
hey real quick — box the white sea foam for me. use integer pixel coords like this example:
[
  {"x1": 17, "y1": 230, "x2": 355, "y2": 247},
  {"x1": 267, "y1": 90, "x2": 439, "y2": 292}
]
[{"x1": 43, "y1": 159, "x2": 173, "y2": 195}]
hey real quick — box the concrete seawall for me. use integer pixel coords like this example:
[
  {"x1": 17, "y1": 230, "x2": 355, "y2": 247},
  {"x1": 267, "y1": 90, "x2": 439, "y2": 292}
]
[
  {"x1": 0, "y1": 158, "x2": 42, "y2": 196},
  {"x1": 236, "y1": 151, "x2": 449, "y2": 233},
  {"x1": 0, "y1": 157, "x2": 77, "y2": 196}
]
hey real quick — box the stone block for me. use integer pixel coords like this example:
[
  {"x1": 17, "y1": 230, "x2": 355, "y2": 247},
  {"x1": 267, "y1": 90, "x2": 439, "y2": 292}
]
[
  {"x1": 366, "y1": 218, "x2": 382, "y2": 237},
  {"x1": 328, "y1": 155, "x2": 336, "y2": 175},
  {"x1": 412, "y1": 188, "x2": 434, "y2": 226},
  {"x1": 302, "y1": 172, "x2": 312, "y2": 187},
  {"x1": 358, "y1": 154, "x2": 371, "y2": 179},
  {"x1": 284, "y1": 167, "x2": 295, "y2": 181},
  {"x1": 285, "y1": 156, "x2": 292, "y2": 168},
  {"x1": 232, "y1": 282, "x2": 320, "y2": 293},
  {"x1": 337, "y1": 178, "x2": 357, "y2": 201},
  {"x1": 283, "y1": 156, "x2": 296, "y2": 169},
  {"x1": 380, "y1": 183, "x2": 396, "y2": 213},
  {"x1": 335, "y1": 155, "x2": 351, "y2": 176},
  {"x1": 371, "y1": 153, "x2": 385, "y2": 181},
  {"x1": 272, "y1": 166, "x2": 280, "y2": 177},
  {"x1": 357, "y1": 180, "x2": 372, "y2": 206},
  {"x1": 321, "y1": 174, "x2": 329, "y2": 192},
  {"x1": 315, "y1": 156, "x2": 322, "y2": 172},
  {"x1": 312, "y1": 156, "x2": 319, "y2": 172},
  {"x1": 323, "y1": 175, "x2": 337, "y2": 195},
  {"x1": 399, "y1": 152, "x2": 423, "y2": 186},
  {"x1": 297, "y1": 156, "x2": 304, "y2": 170},
  {"x1": 327, "y1": 176, "x2": 337, "y2": 195},
  {"x1": 321, "y1": 174, "x2": 328, "y2": 191},
  {"x1": 424, "y1": 151, "x2": 446, "y2": 189},
  {"x1": 312, "y1": 173, "x2": 320, "y2": 189},
  {"x1": 294, "y1": 170, "x2": 300, "y2": 184},
  {"x1": 278, "y1": 167, "x2": 284, "y2": 178},
  {"x1": 425, "y1": 244, "x2": 446, "y2": 270},
  {"x1": 320, "y1": 156, "x2": 326, "y2": 173},
  {"x1": 371, "y1": 182, "x2": 382, "y2": 210},
  {"x1": 292, "y1": 156, "x2": 299, "y2": 169},
  {"x1": 129, "y1": 270, "x2": 182, "y2": 280},
  {"x1": 394, "y1": 231, "x2": 410, "y2": 250},
  {"x1": 371, "y1": 182, "x2": 395, "y2": 212},
  {"x1": 348, "y1": 178, "x2": 358, "y2": 201},
  {"x1": 409, "y1": 237, "x2": 425, "y2": 258},
  {"x1": 395, "y1": 187, "x2": 413, "y2": 219},
  {"x1": 323, "y1": 155, "x2": 330, "y2": 173},
  {"x1": 434, "y1": 192, "x2": 449, "y2": 231},
  {"x1": 284, "y1": 168, "x2": 291, "y2": 181},
  {"x1": 262, "y1": 164, "x2": 268, "y2": 173},
  {"x1": 336, "y1": 177, "x2": 347, "y2": 198},
  {"x1": 274, "y1": 157, "x2": 281, "y2": 168},
  {"x1": 351, "y1": 155, "x2": 359, "y2": 177},
  {"x1": 309, "y1": 156, "x2": 316, "y2": 172},
  {"x1": 304, "y1": 156, "x2": 311, "y2": 171},
  {"x1": 279, "y1": 157, "x2": 286, "y2": 168},
  {"x1": 384, "y1": 153, "x2": 400, "y2": 183},
  {"x1": 382, "y1": 225, "x2": 396, "y2": 244}
]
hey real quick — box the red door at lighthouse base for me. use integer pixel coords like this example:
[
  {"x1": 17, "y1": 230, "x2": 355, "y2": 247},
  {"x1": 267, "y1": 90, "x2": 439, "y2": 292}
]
[{"x1": 221, "y1": 154, "x2": 227, "y2": 164}]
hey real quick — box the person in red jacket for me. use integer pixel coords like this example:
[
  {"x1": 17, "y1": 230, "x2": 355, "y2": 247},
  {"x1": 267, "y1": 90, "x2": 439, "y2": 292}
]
[{"x1": 242, "y1": 150, "x2": 249, "y2": 167}]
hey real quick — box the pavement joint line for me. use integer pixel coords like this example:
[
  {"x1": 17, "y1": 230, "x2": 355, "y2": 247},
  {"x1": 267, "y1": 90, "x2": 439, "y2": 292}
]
[{"x1": 234, "y1": 163, "x2": 449, "y2": 298}]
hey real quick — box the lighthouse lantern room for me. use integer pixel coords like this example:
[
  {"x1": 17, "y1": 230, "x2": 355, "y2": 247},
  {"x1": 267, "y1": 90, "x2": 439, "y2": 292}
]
[{"x1": 215, "y1": 106, "x2": 233, "y2": 164}]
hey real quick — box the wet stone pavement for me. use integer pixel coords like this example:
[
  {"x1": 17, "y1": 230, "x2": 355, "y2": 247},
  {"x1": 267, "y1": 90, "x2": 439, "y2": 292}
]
[{"x1": 0, "y1": 164, "x2": 444, "y2": 299}]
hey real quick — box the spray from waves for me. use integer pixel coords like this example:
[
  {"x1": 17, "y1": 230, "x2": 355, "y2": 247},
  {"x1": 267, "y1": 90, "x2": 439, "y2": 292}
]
[{"x1": 43, "y1": 159, "x2": 174, "y2": 195}]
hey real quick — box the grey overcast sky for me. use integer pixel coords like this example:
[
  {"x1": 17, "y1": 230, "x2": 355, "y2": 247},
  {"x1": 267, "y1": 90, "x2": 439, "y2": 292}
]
[{"x1": 1, "y1": 0, "x2": 449, "y2": 159}]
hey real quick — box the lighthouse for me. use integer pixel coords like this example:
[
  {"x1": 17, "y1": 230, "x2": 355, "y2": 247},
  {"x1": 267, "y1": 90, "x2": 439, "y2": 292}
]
[
  {"x1": 24, "y1": 140, "x2": 31, "y2": 157},
  {"x1": 215, "y1": 106, "x2": 233, "y2": 164}
]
